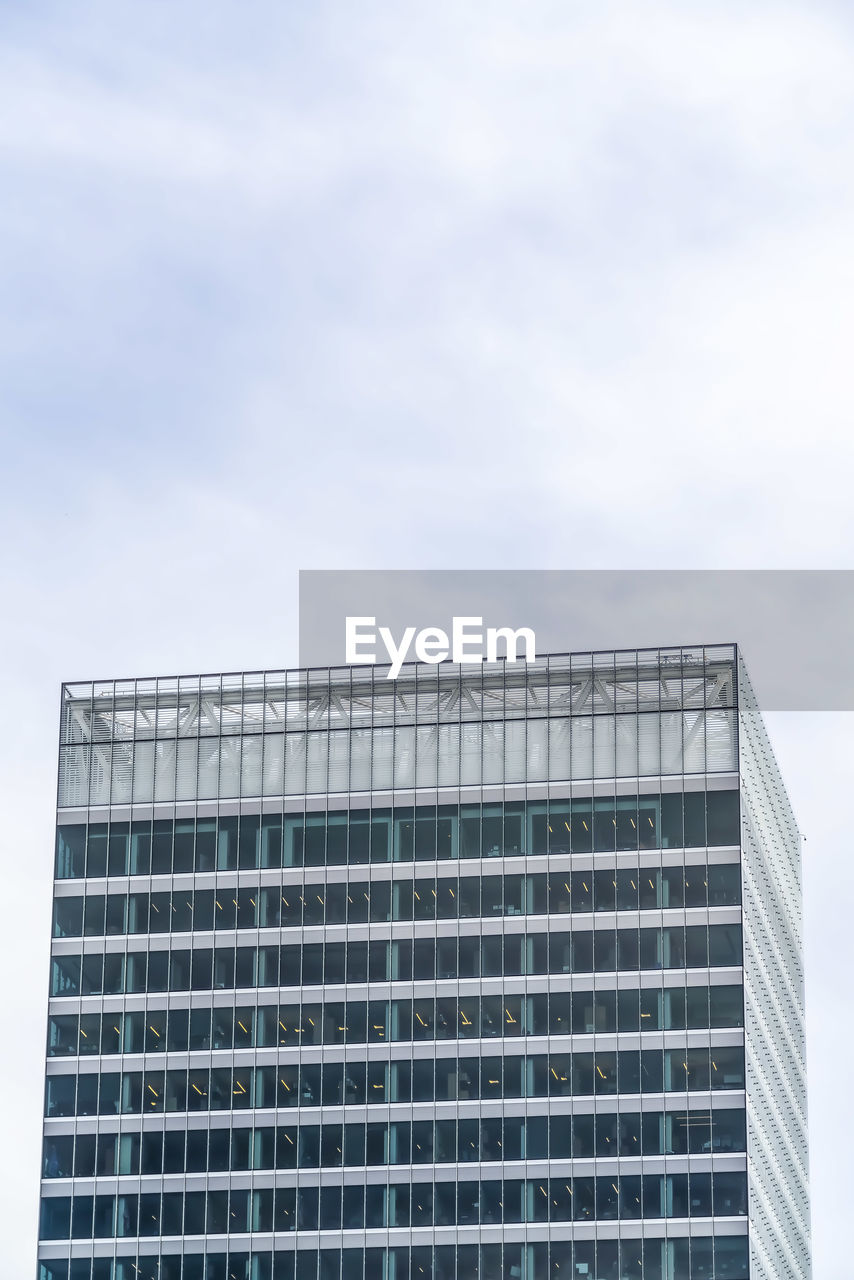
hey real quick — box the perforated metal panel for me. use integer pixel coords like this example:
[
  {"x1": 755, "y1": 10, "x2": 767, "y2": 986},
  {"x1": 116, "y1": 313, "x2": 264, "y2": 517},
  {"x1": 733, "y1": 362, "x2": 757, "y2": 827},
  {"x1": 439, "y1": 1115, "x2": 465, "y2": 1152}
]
[{"x1": 738, "y1": 656, "x2": 811, "y2": 1279}]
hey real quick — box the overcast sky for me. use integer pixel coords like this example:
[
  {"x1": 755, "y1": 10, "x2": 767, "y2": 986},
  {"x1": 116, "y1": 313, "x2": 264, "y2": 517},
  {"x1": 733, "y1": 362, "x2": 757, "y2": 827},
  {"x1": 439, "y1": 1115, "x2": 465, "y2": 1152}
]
[{"x1": 2, "y1": 3, "x2": 853, "y2": 1275}]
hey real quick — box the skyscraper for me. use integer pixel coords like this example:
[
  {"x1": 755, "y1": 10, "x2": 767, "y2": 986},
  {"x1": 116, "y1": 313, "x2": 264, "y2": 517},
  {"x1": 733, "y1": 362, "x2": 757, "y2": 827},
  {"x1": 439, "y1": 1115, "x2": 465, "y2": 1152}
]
[{"x1": 38, "y1": 645, "x2": 810, "y2": 1280}]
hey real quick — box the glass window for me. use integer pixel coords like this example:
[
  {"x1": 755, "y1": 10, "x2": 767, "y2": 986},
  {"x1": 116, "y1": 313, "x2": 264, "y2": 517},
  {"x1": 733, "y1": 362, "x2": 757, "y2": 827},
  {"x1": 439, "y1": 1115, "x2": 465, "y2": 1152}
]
[
  {"x1": 707, "y1": 790, "x2": 740, "y2": 845},
  {"x1": 709, "y1": 862, "x2": 741, "y2": 905},
  {"x1": 709, "y1": 924, "x2": 743, "y2": 966},
  {"x1": 683, "y1": 792, "x2": 706, "y2": 847}
]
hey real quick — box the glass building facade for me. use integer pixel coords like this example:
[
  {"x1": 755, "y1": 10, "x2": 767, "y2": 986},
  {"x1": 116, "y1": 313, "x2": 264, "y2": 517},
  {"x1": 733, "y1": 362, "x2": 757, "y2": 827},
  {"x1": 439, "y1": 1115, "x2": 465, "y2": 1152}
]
[{"x1": 38, "y1": 646, "x2": 810, "y2": 1279}]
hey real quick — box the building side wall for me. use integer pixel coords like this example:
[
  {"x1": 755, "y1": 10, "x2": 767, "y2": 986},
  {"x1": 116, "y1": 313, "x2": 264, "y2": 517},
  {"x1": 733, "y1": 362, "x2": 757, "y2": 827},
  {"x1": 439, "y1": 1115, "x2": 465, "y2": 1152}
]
[{"x1": 738, "y1": 657, "x2": 811, "y2": 1280}]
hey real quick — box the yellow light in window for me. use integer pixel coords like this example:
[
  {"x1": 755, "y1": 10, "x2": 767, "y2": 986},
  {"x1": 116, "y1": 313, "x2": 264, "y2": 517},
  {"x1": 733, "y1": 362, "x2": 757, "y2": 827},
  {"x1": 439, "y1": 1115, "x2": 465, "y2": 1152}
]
[
  {"x1": 630, "y1": 818, "x2": 636, "y2": 828},
  {"x1": 79, "y1": 1029, "x2": 87, "y2": 1038},
  {"x1": 596, "y1": 1066, "x2": 606, "y2": 1079},
  {"x1": 151, "y1": 903, "x2": 159, "y2": 913},
  {"x1": 249, "y1": 898, "x2": 255, "y2": 907},
  {"x1": 215, "y1": 901, "x2": 222, "y2": 911},
  {"x1": 564, "y1": 821, "x2": 571, "y2": 832},
  {"x1": 149, "y1": 1026, "x2": 160, "y2": 1037},
  {"x1": 237, "y1": 1021, "x2": 248, "y2": 1034}
]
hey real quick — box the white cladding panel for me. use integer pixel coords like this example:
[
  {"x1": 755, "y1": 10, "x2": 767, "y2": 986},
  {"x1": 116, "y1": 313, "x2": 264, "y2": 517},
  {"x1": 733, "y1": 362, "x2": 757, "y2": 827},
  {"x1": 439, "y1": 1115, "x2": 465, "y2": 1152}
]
[{"x1": 738, "y1": 657, "x2": 811, "y2": 1280}]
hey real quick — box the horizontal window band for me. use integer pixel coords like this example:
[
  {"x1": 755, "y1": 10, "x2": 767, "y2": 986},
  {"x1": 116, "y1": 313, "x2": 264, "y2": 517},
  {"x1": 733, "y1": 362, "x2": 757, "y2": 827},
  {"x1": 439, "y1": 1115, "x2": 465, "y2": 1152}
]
[
  {"x1": 52, "y1": 868, "x2": 741, "y2": 940},
  {"x1": 42, "y1": 1105, "x2": 747, "y2": 1179},
  {"x1": 44, "y1": 1045, "x2": 746, "y2": 1119},
  {"x1": 55, "y1": 791, "x2": 740, "y2": 880},
  {"x1": 50, "y1": 910, "x2": 742, "y2": 996},
  {"x1": 39, "y1": 1168, "x2": 748, "y2": 1241},
  {"x1": 47, "y1": 971, "x2": 744, "y2": 1058},
  {"x1": 37, "y1": 1234, "x2": 750, "y2": 1280}
]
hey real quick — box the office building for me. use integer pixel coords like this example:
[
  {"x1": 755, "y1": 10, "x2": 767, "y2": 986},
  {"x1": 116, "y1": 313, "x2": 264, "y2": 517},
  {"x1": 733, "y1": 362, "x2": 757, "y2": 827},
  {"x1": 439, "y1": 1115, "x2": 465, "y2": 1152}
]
[{"x1": 38, "y1": 645, "x2": 810, "y2": 1278}]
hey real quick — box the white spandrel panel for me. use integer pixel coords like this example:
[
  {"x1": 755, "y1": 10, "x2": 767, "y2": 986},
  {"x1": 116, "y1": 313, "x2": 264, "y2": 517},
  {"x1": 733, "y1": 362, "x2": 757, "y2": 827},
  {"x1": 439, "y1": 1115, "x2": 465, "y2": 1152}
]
[
  {"x1": 437, "y1": 724, "x2": 460, "y2": 788},
  {"x1": 547, "y1": 718, "x2": 570, "y2": 781},
  {"x1": 240, "y1": 735, "x2": 263, "y2": 798},
  {"x1": 284, "y1": 732, "x2": 307, "y2": 796},
  {"x1": 415, "y1": 725, "x2": 438, "y2": 789},
  {"x1": 217, "y1": 737, "x2": 241, "y2": 799},
  {"x1": 153, "y1": 741, "x2": 175, "y2": 803},
  {"x1": 196, "y1": 738, "x2": 219, "y2": 800},
  {"x1": 526, "y1": 717, "x2": 548, "y2": 781},
  {"x1": 393, "y1": 726, "x2": 415, "y2": 789},
  {"x1": 569, "y1": 716, "x2": 592, "y2": 779},
  {"x1": 482, "y1": 721, "x2": 504, "y2": 785},
  {"x1": 370, "y1": 727, "x2": 393, "y2": 791},
  {"x1": 110, "y1": 741, "x2": 133, "y2": 805},
  {"x1": 131, "y1": 740, "x2": 154, "y2": 805},
  {"x1": 348, "y1": 728, "x2": 372, "y2": 792},
  {"x1": 175, "y1": 738, "x2": 198, "y2": 803},
  {"x1": 261, "y1": 733, "x2": 285, "y2": 797},
  {"x1": 615, "y1": 713, "x2": 639, "y2": 778}
]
